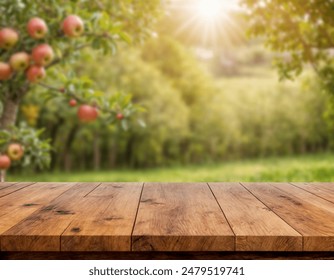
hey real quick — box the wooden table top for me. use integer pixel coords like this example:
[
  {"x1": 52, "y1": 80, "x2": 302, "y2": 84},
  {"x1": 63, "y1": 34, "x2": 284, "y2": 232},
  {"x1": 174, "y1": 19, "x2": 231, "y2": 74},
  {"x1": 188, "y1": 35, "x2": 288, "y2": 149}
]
[{"x1": 0, "y1": 182, "x2": 334, "y2": 252}]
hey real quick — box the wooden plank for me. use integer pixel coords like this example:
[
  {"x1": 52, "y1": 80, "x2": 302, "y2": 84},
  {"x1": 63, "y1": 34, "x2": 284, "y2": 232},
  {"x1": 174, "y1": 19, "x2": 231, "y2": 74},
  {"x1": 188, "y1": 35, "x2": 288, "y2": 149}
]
[
  {"x1": 291, "y1": 183, "x2": 334, "y2": 204},
  {"x1": 132, "y1": 182, "x2": 234, "y2": 251},
  {"x1": 61, "y1": 182, "x2": 143, "y2": 251},
  {"x1": 0, "y1": 182, "x2": 35, "y2": 198},
  {"x1": 0, "y1": 182, "x2": 77, "y2": 251},
  {"x1": 0, "y1": 182, "x2": 76, "y2": 231},
  {"x1": 242, "y1": 183, "x2": 334, "y2": 251},
  {"x1": 0, "y1": 182, "x2": 16, "y2": 190},
  {"x1": 209, "y1": 183, "x2": 302, "y2": 251},
  {"x1": 1, "y1": 182, "x2": 99, "y2": 251}
]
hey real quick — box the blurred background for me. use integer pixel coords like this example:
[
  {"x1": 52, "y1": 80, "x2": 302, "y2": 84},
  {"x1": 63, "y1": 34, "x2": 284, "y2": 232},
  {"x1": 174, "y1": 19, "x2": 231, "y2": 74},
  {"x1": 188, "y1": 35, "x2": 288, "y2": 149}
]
[{"x1": 7, "y1": 0, "x2": 334, "y2": 182}]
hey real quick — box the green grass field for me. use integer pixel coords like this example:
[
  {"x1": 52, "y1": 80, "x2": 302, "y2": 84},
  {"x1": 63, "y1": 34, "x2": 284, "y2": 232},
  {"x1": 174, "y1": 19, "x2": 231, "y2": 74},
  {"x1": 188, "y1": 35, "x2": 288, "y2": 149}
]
[{"x1": 7, "y1": 153, "x2": 334, "y2": 182}]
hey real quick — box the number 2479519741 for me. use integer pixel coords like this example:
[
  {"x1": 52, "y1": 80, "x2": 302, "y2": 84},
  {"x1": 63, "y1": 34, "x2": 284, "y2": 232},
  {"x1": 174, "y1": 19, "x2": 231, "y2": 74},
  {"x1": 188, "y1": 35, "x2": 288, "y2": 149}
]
[{"x1": 181, "y1": 266, "x2": 245, "y2": 276}]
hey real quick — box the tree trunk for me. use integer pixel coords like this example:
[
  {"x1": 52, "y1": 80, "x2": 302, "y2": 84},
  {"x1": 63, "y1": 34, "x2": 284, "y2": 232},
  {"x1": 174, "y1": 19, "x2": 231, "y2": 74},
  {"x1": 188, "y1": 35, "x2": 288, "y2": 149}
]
[
  {"x1": 49, "y1": 118, "x2": 65, "y2": 171},
  {"x1": 108, "y1": 139, "x2": 117, "y2": 169},
  {"x1": 0, "y1": 82, "x2": 30, "y2": 182},
  {"x1": 0, "y1": 95, "x2": 19, "y2": 129},
  {"x1": 0, "y1": 170, "x2": 6, "y2": 182},
  {"x1": 93, "y1": 131, "x2": 101, "y2": 171},
  {"x1": 63, "y1": 125, "x2": 79, "y2": 172},
  {"x1": 0, "y1": 94, "x2": 24, "y2": 182}
]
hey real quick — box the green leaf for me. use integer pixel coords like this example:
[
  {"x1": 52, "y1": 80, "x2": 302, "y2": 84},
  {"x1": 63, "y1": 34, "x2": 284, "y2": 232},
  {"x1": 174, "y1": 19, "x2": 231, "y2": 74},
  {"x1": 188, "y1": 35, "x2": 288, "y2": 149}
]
[{"x1": 118, "y1": 31, "x2": 132, "y2": 44}]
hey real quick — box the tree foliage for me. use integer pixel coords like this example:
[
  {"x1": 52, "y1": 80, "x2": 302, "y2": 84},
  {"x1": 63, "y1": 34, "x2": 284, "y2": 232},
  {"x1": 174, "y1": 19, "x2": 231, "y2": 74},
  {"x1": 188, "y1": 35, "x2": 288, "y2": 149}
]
[
  {"x1": 0, "y1": 0, "x2": 161, "y2": 175},
  {"x1": 241, "y1": 0, "x2": 334, "y2": 89}
]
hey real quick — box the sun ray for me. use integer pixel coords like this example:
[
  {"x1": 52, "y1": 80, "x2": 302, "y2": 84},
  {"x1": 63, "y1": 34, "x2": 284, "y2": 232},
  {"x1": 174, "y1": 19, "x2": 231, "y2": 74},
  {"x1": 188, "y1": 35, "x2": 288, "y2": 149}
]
[
  {"x1": 174, "y1": 13, "x2": 201, "y2": 36},
  {"x1": 194, "y1": 0, "x2": 223, "y2": 21},
  {"x1": 166, "y1": 0, "x2": 243, "y2": 50}
]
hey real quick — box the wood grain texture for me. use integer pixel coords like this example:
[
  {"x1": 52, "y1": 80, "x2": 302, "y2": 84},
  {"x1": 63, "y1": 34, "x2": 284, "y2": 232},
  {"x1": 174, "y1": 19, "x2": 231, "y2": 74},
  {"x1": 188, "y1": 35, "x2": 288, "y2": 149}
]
[
  {"x1": 132, "y1": 182, "x2": 234, "y2": 251},
  {"x1": 209, "y1": 183, "x2": 302, "y2": 251},
  {"x1": 2, "y1": 182, "x2": 334, "y2": 254},
  {"x1": 1, "y1": 182, "x2": 99, "y2": 251},
  {"x1": 0, "y1": 182, "x2": 16, "y2": 190},
  {"x1": 61, "y1": 182, "x2": 143, "y2": 251},
  {"x1": 0, "y1": 182, "x2": 75, "y2": 234},
  {"x1": 291, "y1": 183, "x2": 334, "y2": 204},
  {"x1": 0, "y1": 182, "x2": 34, "y2": 198},
  {"x1": 242, "y1": 183, "x2": 334, "y2": 251}
]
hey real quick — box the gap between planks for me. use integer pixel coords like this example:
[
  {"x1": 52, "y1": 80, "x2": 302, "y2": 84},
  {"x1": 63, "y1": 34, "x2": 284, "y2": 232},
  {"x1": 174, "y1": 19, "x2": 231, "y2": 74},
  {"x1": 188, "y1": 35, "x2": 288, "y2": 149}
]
[
  {"x1": 0, "y1": 182, "x2": 36, "y2": 198},
  {"x1": 289, "y1": 182, "x2": 334, "y2": 205},
  {"x1": 210, "y1": 183, "x2": 302, "y2": 251},
  {"x1": 240, "y1": 182, "x2": 305, "y2": 250},
  {"x1": 130, "y1": 182, "x2": 145, "y2": 252},
  {"x1": 242, "y1": 182, "x2": 334, "y2": 251},
  {"x1": 207, "y1": 183, "x2": 237, "y2": 251},
  {"x1": 132, "y1": 182, "x2": 235, "y2": 251}
]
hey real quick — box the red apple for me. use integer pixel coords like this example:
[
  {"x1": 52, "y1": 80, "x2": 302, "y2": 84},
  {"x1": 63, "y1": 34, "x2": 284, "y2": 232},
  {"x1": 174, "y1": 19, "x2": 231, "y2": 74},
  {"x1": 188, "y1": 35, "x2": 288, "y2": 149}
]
[
  {"x1": 32, "y1": 44, "x2": 54, "y2": 66},
  {"x1": 0, "y1": 155, "x2": 11, "y2": 170},
  {"x1": 7, "y1": 143, "x2": 24, "y2": 161},
  {"x1": 69, "y1": 99, "x2": 77, "y2": 107},
  {"x1": 0, "y1": 28, "x2": 19, "y2": 49},
  {"x1": 77, "y1": 105, "x2": 98, "y2": 122},
  {"x1": 116, "y1": 113, "x2": 124, "y2": 120},
  {"x1": 27, "y1": 17, "x2": 48, "y2": 39},
  {"x1": 0, "y1": 62, "x2": 13, "y2": 80},
  {"x1": 62, "y1": 15, "x2": 84, "y2": 37},
  {"x1": 9, "y1": 52, "x2": 30, "y2": 72},
  {"x1": 26, "y1": 65, "x2": 46, "y2": 83}
]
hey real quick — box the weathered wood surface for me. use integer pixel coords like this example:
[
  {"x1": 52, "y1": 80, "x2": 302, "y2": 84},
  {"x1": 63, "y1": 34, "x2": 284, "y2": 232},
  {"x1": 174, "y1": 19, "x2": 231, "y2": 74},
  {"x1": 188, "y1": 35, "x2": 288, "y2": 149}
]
[
  {"x1": 242, "y1": 183, "x2": 334, "y2": 251},
  {"x1": 0, "y1": 182, "x2": 77, "y2": 248},
  {"x1": 0, "y1": 182, "x2": 32, "y2": 198},
  {"x1": 61, "y1": 182, "x2": 143, "y2": 251},
  {"x1": 1, "y1": 182, "x2": 97, "y2": 251},
  {"x1": 132, "y1": 183, "x2": 234, "y2": 251},
  {"x1": 291, "y1": 183, "x2": 334, "y2": 203},
  {"x1": 1, "y1": 182, "x2": 334, "y2": 254},
  {"x1": 209, "y1": 183, "x2": 302, "y2": 251}
]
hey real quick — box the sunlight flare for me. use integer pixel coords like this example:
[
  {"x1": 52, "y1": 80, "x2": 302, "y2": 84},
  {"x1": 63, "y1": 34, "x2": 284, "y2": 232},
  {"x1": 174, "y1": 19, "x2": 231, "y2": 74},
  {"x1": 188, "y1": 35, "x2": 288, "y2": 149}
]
[
  {"x1": 195, "y1": 0, "x2": 222, "y2": 20},
  {"x1": 166, "y1": 0, "x2": 244, "y2": 49},
  {"x1": 193, "y1": 0, "x2": 238, "y2": 22}
]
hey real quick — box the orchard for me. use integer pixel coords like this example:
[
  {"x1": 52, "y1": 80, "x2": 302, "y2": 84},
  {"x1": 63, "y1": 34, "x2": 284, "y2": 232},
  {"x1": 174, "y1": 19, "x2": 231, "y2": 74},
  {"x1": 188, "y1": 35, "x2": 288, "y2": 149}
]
[{"x1": 0, "y1": 0, "x2": 161, "y2": 181}]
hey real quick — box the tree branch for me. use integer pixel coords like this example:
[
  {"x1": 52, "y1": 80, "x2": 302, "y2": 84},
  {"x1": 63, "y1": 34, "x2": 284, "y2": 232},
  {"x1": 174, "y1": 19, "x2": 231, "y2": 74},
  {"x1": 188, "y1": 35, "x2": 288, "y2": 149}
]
[
  {"x1": 47, "y1": 43, "x2": 92, "y2": 69},
  {"x1": 37, "y1": 82, "x2": 85, "y2": 102},
  {"x1": 37, "y1": 82, "x2": 118, "y2": 115}
]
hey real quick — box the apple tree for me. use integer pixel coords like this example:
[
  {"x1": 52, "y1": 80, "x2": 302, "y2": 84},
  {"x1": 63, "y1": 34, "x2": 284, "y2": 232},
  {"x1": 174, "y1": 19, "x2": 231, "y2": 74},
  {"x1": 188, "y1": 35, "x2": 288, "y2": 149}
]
[
  {"x1": 241, "y1": 0, "x2": 334, "y2": 87},
  {"x1": 0, "y1": 0, "x2": 161, "y2": 181}
]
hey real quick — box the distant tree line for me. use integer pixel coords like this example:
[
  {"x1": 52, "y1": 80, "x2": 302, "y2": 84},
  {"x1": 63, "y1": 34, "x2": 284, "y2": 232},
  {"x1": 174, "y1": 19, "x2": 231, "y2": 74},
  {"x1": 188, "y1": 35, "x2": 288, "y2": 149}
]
[{"x1": 16, "y1": 35, "x2": 332, "y2": 171}]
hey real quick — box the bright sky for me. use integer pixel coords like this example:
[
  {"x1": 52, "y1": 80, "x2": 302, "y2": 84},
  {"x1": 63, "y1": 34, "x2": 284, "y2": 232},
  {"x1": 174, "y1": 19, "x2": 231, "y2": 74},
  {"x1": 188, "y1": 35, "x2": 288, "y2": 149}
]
[
  {"x1": 167, "y1": 0, "x2": 243, "y2": 49},
  {"x1": 192, "y1": 0, "x2": 241, "y2": 22},
  {"x1": 168, "y1": 0, "x2": 241, "y2": 14}
]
